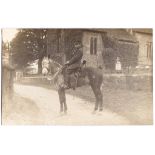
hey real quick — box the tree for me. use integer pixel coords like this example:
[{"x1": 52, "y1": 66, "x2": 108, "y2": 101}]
[
  {"x1": 11, "y1": 29, "x2": 47, "y2": 73},
  {"x1": 102, "y1": 33, "x2": 138, "y2": 70},
  {"x1": 102, "y1": 33, "x2": 118, "y2": 70}
]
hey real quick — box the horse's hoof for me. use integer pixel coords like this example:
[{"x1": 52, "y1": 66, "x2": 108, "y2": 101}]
[
  {"x1": 64, "y1": 111, "x2": 67, "y2": 115},
  {"x1": 92, "y1": 110, "x2": 97, "y2": 115},
  {"x1": 59, "y1": 111, "x2": 64, "y2": 116},
  {"x1": 97, "y1": 111, "x2": 103, "y2": 116}
]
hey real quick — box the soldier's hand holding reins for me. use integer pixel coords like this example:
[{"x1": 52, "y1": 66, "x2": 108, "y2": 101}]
[{"x1": 65, "y1": 61, "x2": 70, "y2": 65}]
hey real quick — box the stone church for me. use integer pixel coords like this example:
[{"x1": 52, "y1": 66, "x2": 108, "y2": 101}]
[{"x1": 46, "y1": 29, "x2": 152, "y2": 71}]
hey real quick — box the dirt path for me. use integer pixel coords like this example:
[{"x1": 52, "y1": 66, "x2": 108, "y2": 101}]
[{"x1": 3, "y1": 84, "x2": 130, "y2": 125}]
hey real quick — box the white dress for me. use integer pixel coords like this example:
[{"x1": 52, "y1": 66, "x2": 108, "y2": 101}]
[
  {"x1": 115, "y1": 61, "x2": 122, "y2": 71},
  {"x1": 42, "y1": 57, "x2": 49, "y2": 75}
]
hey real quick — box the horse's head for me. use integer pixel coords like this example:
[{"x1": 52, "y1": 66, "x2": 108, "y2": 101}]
[
  {"x1": 49, "y1": 60, "x2": 62, "y2": 75},
  {"x1": 41, "y1": 57, "x2": 61, "y2": 76}
]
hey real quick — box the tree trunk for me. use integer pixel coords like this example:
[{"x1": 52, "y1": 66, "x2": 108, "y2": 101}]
[
  {"x1": 38, "y1": 58, "x2": 43, "y2": 74},
  {"x1": 60, "y1": 29, "x2": 66, "y2": 64}
]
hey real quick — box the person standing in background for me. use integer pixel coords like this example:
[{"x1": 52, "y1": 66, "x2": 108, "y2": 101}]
[{"x1": 115, "y1": 57, "x2": 122, "y2": 73}]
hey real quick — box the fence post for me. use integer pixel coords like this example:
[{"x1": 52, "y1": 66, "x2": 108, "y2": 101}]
[{"x1": 2, "y1": 64, "x2": 15, "y2": 105}]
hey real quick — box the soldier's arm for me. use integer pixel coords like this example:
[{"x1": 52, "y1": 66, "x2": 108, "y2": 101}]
[{"x1": 68, "y1": 51, "x2": 83, "y2": 65}]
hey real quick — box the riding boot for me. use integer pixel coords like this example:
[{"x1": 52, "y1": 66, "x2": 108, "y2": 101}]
[{"x1": 64, "y1": 73, "x2": 71, "y2": 89}]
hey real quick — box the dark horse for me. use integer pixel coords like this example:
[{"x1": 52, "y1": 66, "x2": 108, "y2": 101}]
[{"x1": 48, "y1": 61, "x2": 104, "y2": 114}]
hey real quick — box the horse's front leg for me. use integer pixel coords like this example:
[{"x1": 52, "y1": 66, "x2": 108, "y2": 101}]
[
  {"x1": 93, "y1": 99, "x2": 99, "y2": 113},
  {"x1": 58, "y1": 87, "x2": 64, "y2": 113},
  {"x1": 58, "y1": 86, "x2": 67, "y2": 114},
  {"x1": 63, "y1": 99, "x2": 67, "y2": 114}
]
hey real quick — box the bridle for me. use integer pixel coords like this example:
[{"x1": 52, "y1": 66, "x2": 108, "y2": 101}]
[{"x1": 46, "y1": 60, "x2": 64, "y2": 81}]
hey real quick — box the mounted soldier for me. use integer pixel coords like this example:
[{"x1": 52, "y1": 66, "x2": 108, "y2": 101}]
[
  {"x1": 63, "y1": 41, "x2": 83, "y2": 88},
  {"x1": 46, "y1": 40, "x2": 104, "y2": 113}
]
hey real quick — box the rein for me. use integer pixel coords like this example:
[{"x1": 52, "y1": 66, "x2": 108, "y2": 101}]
[
  {"x1": 52, "y1": 60, "x2": 63, "y2": 68},
  {"x1": 47, "y1": 61, "x2": 64, "y2": 81}
]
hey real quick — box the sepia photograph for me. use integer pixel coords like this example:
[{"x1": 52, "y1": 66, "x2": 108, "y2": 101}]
[{"x1": 1, "y1": 28, "x2": 153, "y2": 125}]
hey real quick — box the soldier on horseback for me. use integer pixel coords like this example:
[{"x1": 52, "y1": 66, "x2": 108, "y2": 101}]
[
  {"x1": 49, "y1": 41, "x2": 103, "y2": 113},
  {"x1": 63, "y1": 41, "x2": 83, "y2": 88}
]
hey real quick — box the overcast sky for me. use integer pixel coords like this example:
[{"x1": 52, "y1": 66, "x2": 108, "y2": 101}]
[{"x1": 2, "y1": 29, "x2": 18, "y2": 42}]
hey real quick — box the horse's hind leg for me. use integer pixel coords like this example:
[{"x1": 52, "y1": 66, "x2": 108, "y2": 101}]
[
  {"x1": 94, "y1": 91, "x2": 103, "y2": 112},
  {"x1": 90, "y1": 84, "x2": 99, "y2": 112},
  {"x1": 91, "y1": 84, "x2": 103, "y2": 113},
  {"x1": 98, "y1": 91, "x2": 103, "y2": 111},
  {"x1": 94, "y1": 82, "x2": 103, "y2": 112},
  {"x1": 94, "y1": 99, "x2": 99, "y2": 111},
  {"x1": 98, "y1": 81, "x2": 104, "y2": 111}
]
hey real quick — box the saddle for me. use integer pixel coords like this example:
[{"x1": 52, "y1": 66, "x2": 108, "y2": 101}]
[
  {"x1": 68, "y1": 67, "x2": 81, "y2": 90},
  {"x1": 64, "y1": 60, "x2": 86, "y2": 90}
]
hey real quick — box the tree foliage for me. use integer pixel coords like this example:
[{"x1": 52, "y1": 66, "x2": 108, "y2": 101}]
[
  {"x1": 102, "y1": 33, "x2": 138, "y2": 70},
  {"x1": 11, "y1": 29, "x2": 47, "y2": 72}
]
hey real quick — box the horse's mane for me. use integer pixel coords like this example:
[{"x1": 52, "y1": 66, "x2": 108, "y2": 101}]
[
  {"x1": 48, "y1": 60, "x2": 64, "y2": 85},
  {"x1": 52, "y1": 68, "x2": 62, "y2": 81}
]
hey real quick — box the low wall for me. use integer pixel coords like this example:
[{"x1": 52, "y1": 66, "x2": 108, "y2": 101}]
[
  {"x1": 20, "y1": 76, "x2": 51, "y2": 85},
  {"x1": 2, "y1": 65, "x2": 15, "y2": 105},
  {"x1": 103, "y1": 73, "x2": 152, "y2": 91},
  {"x1": 19, "y1": 73, "x2": 152, "y2": 92}
]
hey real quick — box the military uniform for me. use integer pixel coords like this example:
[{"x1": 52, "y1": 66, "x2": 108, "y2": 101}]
[
  {"x1": 64, "y1": 46, "x2": 83, "y2": 88},
  {"x1": 67, "y1": 48, "x2": 83, "y2": 72}
]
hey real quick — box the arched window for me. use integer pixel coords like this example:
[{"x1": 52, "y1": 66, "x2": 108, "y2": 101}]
[
  {"x1": 146, "y1": 42, "x2": 153, "y2": 60},
  {"x1": 90, "y1": 37, "x2": 97, "y2": 55}
]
